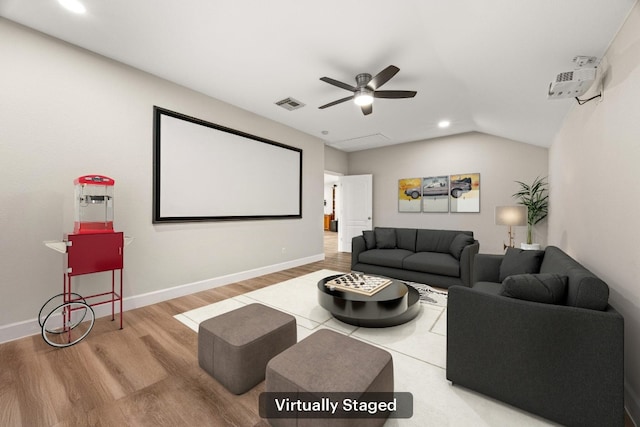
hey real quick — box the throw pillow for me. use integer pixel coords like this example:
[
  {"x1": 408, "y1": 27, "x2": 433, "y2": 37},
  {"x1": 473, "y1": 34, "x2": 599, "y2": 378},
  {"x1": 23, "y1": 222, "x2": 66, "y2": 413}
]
[
  {"x1": 374, "y1": 228, "x2": 397, "y2": 249},
  {"x1": 449, "y1": 233, "x2": 475, "y2": 260},
  {"x1": 500, "y1": 273, "x2": 568, "y2": 305},
  {"x1": 498, "y1": 247, "x2": 545, "y2": 282},
  {"x1": 362, "y1": 230, "x2": 376, "y2": 250}
]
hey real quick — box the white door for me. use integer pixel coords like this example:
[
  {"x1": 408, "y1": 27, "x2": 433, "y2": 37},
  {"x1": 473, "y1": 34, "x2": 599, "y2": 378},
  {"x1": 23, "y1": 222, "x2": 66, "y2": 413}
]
[{"x1": 338, "y1": 174, "x2": 373, "y2": 252}]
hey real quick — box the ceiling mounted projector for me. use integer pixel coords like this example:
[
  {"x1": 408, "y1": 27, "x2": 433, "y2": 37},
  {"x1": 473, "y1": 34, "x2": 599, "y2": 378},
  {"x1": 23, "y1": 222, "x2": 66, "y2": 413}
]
[
  {"x1": 547, "y1": 56, "x2": 599, "y2": 100},
  {"x1": 547, "y1": 68, "x2": 596, "y2": 99}
]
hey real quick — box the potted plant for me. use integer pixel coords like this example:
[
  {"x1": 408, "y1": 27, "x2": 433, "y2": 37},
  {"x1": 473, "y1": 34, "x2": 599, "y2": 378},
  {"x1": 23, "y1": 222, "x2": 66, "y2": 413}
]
[{"x1": 512, "y1": 176, "x2": 549, "y2": 250}]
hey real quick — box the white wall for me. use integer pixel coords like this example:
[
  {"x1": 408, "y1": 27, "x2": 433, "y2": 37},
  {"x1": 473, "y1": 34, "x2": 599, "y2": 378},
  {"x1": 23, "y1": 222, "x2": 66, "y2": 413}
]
[
  {"x1": 0, "y1": 19, "x2": 325, "y2": 340},
  {"x1": 347, "y1": 132, "x2": 549, "y2": 253},
  {"x1": 548, "y1": 2, "x2": 640, "y2": 421}
]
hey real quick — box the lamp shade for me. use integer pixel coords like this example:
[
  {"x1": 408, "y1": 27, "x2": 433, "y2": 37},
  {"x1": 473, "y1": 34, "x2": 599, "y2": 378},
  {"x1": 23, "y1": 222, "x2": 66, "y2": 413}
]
[{"x1": 495, "y1": 206, "x2": 527, "y2": 226}]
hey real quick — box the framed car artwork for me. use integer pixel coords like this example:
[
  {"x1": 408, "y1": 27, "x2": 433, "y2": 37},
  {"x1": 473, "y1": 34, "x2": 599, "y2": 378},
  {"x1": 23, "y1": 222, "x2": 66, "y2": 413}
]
[
  {"x1": 422, "y1": 175, "x2": 450, "y2": 213},
  {"x1": 398, "y1": 178, "x2": 422, "y2": 212},
  {"x1": 449, "y1": 173, "x2": 480, "y2": 213}
]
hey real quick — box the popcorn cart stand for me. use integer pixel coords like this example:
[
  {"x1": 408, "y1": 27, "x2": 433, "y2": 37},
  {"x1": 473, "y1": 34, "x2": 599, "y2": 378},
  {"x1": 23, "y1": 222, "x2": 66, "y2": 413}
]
[{"x1": 42, "y1": 175, "x2": 131, "y2": 347}]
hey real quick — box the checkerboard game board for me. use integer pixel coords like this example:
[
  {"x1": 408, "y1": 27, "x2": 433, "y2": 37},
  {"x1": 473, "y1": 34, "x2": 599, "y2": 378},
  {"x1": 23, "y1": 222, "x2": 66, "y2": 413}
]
[{"x1": 324, "y1": 273, "x2": 392, "y2": 296}]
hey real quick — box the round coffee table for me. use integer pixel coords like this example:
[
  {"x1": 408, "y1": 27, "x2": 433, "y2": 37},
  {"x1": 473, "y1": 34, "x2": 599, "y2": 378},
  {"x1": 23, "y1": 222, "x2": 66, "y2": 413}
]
[{"x1": 317, "y1": 274, "x2": 421, "y2": 327}]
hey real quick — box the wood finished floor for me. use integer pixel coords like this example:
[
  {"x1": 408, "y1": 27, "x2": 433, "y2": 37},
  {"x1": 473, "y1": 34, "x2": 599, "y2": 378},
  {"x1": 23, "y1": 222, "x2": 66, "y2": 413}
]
[
  {"x1": 1, "y1": 231, "x2": 633, "y2": 426},
  {"x1": 0, "y1": 231, "x2": 348, "y2": 427}
]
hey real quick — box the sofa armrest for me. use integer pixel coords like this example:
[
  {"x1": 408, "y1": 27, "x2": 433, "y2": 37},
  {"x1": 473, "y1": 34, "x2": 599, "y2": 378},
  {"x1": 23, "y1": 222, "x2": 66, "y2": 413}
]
[
  {"x1": 473, "y1": 253, "x2": 504, "y2": 283},
  {"x1": 447, "y1": 286, "x2": 624, "y2": 427},
  {"x1": 351, "y1": 235, "x2": 366, "y2": 270},
  {"x1": 458, "y1": 241, "x2": 479, "y2": 286}
]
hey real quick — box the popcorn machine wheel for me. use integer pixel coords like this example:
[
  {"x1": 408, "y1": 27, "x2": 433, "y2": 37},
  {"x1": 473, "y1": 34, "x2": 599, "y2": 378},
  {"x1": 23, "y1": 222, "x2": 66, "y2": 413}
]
[{"x1": 39, "y1": 293, "x2": 95, "y2": 348}]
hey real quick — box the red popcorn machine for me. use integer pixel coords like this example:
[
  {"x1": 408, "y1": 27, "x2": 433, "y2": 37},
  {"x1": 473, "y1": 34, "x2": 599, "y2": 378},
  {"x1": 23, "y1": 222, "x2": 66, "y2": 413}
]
[
  {"x1": 42, "y1": 175, "x2": 131, "y2": 347},
  {"x1": 74, "y1": 174, "x2": 115, "y2": 234}
]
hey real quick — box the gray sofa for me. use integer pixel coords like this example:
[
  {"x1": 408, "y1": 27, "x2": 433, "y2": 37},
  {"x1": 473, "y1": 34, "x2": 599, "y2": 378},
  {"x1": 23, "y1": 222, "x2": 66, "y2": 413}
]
[
  {"x1": 447, "y1": 246, "x2": 624, "y2": 427},
  {"x1": 351, "y1": 227, "x2": 479, "y2": 288}
]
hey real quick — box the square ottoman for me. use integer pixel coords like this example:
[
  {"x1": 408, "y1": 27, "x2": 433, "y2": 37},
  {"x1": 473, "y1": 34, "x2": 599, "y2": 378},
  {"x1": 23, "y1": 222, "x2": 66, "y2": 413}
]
[
  {"x1": 198, "y1": 303, "x2": 296, "y2": 394},
  {"x1": 265, "y1": 328, "x2": 394, "y2": 427}
]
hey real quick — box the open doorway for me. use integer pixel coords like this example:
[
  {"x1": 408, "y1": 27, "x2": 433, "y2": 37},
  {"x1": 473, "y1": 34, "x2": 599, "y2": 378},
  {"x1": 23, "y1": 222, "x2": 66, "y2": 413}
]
[
  {"x1": 323, "y1": 172, "x2": 373, "y2": 254},
  {"x1": 323, "y1": 172, "x2": 341, "y2": 253}
]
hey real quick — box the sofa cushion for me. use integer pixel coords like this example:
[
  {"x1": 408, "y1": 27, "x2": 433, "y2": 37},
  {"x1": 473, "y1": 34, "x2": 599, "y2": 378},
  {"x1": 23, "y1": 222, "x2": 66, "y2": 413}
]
[
  {"x1": 539, "y1": 245, "x2": 581, "y2": 275},
  {"x1": 498, "y1": 247, "x2": 545, "y2": 282},
  {"x1": 500, "y1": 273, "x2": 568, "y2": 305},
  {"x1": 375, "y1": 227, "x2": 397, "y2": 249},
  {"x1": 416, "y1": 229, "x2": 451, "y2": 253},
  {"x1": 359, "y1": 249, "x2": 413, "y2": 269},
  {"x1": 403, "y1": 252, "x2": 460, "y2": 277},
  {"x1": 362, "y1": 230, "x2": 376, "y2": 250},
  {"x1": 416, "y1": 229, "x2": 473, "y2": 254},
  {"x1": 449, "y1": 233, "x2": 475, "y2": 260},
  {"x1": 396, "y1": 228, "x2": 417, "y2": 252}
]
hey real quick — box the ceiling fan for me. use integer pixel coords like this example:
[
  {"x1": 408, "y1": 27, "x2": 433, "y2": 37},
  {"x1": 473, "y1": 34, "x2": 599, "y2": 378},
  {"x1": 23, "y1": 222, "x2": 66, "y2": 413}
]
[{"x1": 318, "y1": 65, "x2": 417, "y2": 115}]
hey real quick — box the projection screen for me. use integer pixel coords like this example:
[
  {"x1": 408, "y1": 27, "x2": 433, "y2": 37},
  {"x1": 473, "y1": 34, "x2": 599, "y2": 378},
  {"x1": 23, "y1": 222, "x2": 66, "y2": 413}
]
[{"x1": 153, "y1": 107, "x2": 302, "y2": 222}]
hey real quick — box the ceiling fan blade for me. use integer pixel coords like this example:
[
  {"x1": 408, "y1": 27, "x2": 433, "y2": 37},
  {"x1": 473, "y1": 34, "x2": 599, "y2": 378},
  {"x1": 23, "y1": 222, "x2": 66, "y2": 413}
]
[
  {"x1": 319, "y1": 95, "x2": 354, "y2": 109},
  {"x1": 374, "y1": 90, "x2": 417, "y2": 99},
  {"x1": 367, "y1": 65, "x2": 400, "y2": 90},
  {"x1": 361, "y1": 104, "x2": 372, "y2": 115},
  {"x1": 320, "y1": 77, "x2": 357, "y2": 92}
]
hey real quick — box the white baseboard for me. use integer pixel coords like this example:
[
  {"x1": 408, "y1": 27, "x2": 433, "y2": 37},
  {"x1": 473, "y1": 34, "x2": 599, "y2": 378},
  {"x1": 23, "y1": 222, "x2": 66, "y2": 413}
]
[{"x1": 0, "y1": 253, "x2": 324, "y2": 344}]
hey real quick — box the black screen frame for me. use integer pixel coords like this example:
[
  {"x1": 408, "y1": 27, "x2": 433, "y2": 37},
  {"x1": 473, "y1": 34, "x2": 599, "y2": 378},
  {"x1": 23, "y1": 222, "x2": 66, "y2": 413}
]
[{"x1": 153, "y1": 106, "x2": 303, "y2": 223}]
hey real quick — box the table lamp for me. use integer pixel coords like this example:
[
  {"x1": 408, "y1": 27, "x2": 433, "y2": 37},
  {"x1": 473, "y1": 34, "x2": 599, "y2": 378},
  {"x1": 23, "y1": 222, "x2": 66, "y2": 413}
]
[{"x1": 495, "y1": 206, "x2": 527, "y2": 250}]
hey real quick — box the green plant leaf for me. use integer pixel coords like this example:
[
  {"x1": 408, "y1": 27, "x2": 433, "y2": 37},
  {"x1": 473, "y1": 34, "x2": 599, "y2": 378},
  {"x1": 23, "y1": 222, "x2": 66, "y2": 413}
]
[{"x1": 512, "y1": 176, "x2": 549, "y2": 227}]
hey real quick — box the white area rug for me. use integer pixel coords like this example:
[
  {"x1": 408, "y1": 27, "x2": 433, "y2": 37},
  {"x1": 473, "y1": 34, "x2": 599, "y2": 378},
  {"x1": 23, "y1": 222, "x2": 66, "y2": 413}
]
[{"x1": 175, "y1": 269, "x2": 553, "y2": 426}]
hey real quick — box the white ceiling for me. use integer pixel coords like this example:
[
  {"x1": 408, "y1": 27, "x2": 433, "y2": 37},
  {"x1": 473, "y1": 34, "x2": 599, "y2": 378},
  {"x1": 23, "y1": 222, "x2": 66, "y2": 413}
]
[{"x1": 0, "y1": 0, "x2": 636, "y2": 152}]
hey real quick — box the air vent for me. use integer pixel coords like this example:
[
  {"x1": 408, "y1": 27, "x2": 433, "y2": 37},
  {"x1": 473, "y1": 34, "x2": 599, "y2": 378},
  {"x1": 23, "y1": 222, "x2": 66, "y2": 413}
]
[
  {"x1": 275, "y1": 97, "x2": 305, "y2": 111},
  {"x1": 556, "y1": 71, "x2": 574, "y2": 82},
  {"x1": 548, "y1": 68, "x2": 596, "y2": 99}
]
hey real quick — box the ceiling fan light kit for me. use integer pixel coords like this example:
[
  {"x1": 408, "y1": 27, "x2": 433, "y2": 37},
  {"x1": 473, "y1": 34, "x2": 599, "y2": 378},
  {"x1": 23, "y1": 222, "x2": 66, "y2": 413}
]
[
  {"x1": 354, "y1": 88, "x2": 374, "y2": 106},
  {"x1": 319, "y1": 65, "x2": 417, "y2": 115}
]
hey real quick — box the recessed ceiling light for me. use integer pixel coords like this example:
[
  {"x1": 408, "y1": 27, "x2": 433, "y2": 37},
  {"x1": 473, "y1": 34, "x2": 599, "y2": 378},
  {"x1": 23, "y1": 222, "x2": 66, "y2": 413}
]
[
  {"x1": 438, "y1": 120, "x2": 451, "y2": 128},
  {"x1": 58, "y1": 0, "x2": 86, "y2": 14}
]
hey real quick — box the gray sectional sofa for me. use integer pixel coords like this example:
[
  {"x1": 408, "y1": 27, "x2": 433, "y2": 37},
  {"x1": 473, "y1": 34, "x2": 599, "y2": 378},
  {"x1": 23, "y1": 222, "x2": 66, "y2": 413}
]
[
  {"x1": 447, "y1": 246, "x2": 624, "y2": 427},
  {"x1": 351, "y1": 227, "x2": 479, "y2": 288}
]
